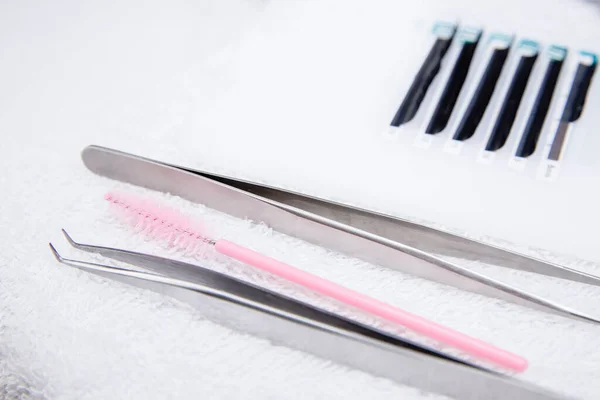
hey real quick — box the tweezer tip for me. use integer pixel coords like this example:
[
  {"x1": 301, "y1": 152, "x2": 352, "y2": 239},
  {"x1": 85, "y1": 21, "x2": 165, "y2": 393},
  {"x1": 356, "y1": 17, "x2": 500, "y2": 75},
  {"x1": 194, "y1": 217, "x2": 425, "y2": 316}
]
[
  {"x1": 48, "y1": 243, "x2": 63, "y2": 262},
  {"x1": 61, "y1": 228, "x2": 78, "y2": 247}
]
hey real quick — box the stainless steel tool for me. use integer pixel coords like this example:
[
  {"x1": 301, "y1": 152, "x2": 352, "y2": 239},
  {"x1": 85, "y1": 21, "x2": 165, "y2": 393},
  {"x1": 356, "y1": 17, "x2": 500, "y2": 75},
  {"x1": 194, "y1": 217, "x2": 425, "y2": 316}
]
[
  {"x1": 48, "y1": 230, "x2": 567, "y2": 400},
  {"x1": 81, "y1": 145, "x2": 600, "y2": 323}
]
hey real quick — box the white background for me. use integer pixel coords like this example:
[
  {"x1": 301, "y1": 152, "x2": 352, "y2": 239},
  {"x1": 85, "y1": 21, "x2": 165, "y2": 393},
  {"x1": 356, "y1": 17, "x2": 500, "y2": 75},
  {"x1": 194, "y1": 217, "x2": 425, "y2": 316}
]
[{"x1": 2, "y1": 0, "x2": 600, "y2": 398}]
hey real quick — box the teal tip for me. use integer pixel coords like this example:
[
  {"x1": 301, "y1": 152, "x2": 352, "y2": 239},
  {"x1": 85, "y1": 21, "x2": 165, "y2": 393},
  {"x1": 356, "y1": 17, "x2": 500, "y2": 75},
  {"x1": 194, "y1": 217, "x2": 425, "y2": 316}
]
[
  {"x1": 580, "y1": 51, "x2": 598, "y2": 65},
  {"x1": 548, "y1": 45, "x2": 567, "y2": 61},
  {"x1": 518, "y1": 39, "x2": 539, "y2": 56},
  {"x1": 489, "y1": 33, "x2": 512, "y2": 42},
  {"x1": 457, "y1": 26, "x2": 482, "y2": 43},
  {"x1": 432, "y1": 21, "x2": 457, "y2": 39}
]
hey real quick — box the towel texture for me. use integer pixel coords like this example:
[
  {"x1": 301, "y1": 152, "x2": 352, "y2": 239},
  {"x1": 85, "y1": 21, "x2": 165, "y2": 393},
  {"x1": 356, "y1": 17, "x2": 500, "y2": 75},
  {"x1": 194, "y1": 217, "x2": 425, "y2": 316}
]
[{"x1": 2, "y1": 0, "x2": 600, "y2": 399}]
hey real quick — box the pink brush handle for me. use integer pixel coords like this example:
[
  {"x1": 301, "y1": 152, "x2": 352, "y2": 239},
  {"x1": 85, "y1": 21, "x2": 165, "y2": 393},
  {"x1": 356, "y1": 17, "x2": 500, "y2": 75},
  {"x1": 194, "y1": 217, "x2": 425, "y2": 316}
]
[{"x1": 214, "y1": 239, "x2": 527, "y2": 372}]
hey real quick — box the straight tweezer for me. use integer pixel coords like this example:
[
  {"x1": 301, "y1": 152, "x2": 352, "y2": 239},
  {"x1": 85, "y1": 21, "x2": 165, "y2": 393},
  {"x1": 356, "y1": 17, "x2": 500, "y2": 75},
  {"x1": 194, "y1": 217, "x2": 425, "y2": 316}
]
[
  {"x1": 81, "y1": 145, "x2": 600, "y2": 323},
  {"x1": 48, "y1": 230, "x2": 566, "y2": 399}
]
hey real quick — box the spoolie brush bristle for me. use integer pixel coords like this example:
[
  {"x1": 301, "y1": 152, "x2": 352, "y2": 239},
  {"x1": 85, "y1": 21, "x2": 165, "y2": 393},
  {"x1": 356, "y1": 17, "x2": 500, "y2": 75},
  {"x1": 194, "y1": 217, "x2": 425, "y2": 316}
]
[{"x1": 104, "y1": 191, "x2": 214, "y2": 256}]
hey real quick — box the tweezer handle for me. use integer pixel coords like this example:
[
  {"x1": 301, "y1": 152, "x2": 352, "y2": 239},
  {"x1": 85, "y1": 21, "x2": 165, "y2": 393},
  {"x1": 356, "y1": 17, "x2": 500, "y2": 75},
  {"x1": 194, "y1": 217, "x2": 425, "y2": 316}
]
[{"x1": 215, "y1": 239, "x2": 527, "y2": 372}]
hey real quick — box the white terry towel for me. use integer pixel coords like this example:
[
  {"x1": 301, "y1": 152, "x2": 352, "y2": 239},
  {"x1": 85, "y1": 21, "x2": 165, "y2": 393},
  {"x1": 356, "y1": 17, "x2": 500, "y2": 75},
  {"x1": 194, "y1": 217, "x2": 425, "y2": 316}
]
[{"x1": 1, "y1": 0, "x2": 600, "y2": 399}]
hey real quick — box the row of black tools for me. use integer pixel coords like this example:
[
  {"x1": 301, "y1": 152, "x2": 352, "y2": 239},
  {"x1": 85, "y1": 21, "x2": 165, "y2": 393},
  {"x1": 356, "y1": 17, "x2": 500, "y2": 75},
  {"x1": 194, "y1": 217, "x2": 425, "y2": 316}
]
[{"x1": 390, "y1": 23, "x2": 597, "y2": 160}]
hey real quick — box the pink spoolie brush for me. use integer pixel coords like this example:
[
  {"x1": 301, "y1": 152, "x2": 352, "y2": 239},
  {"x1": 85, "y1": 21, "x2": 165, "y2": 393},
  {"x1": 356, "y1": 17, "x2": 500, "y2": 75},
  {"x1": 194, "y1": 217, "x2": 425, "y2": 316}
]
[{"x1": 104, "y1": 191, "x2": 527, "y2": 372}]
